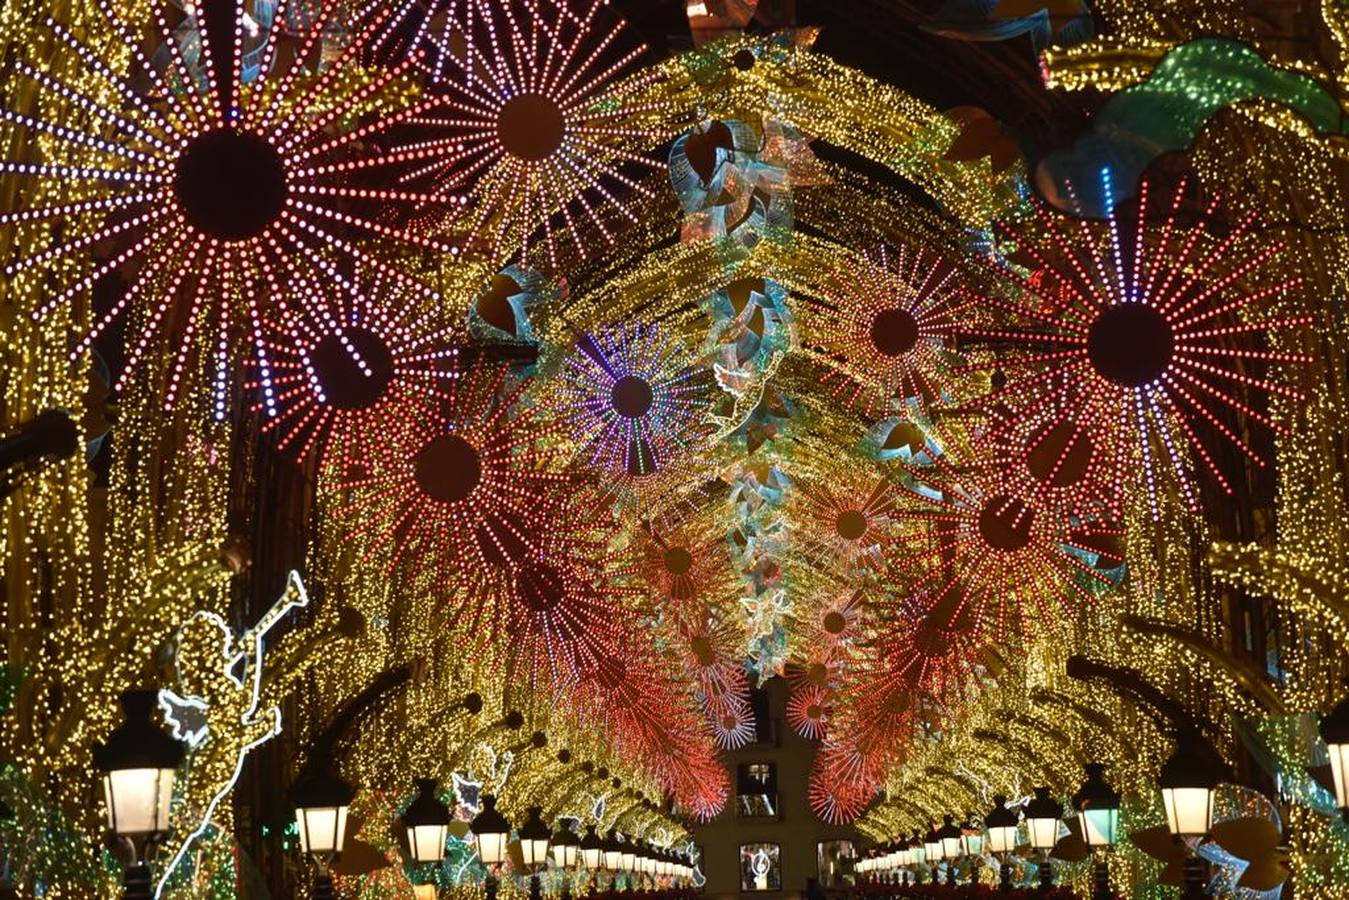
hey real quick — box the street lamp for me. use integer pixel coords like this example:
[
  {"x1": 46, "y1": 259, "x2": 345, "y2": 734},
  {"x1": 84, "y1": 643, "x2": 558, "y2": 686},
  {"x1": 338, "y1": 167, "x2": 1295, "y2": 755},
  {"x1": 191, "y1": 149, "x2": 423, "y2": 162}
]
[
  {"x1": 1025, "y1": 787, "x2": 1063, "y2": 890},
  {"x1": 1073, "y1": 764, "x2": 1120, "y2": 900},
  {"x1": 939, "y1": 815, "x2": 963, "y2": 886},
  {"x1": 93, "y1": 690, "x2": 186, "y2": 900},
  {"x1": 551, "y1": 821, "x2": 580, "y2": 900},
  {"x1": 619, "y1": 834, "x2": 636, "y2": 879},
  {"x1": 602, "y1": 829, "x2": 624, "y2": 876},
  {"x1": 401, "y1": 779, "x2": 451, "y2": 898},
  {"x1": 470, "y1": 794, "x2": 513, "y2": 900},
  {"x1": 985, "y1": 795, "x2": 1018, "y2": 892},
  {"x1": 518, "y1": 806, "x2": 552, "y2": 900},
  {"x1": 292, "y1": 766, "x2": 356, "y2": 900},
  {"x1": 402, "y1": 780, "x2": 451, "y2": 864},
  {"x1": 1159, "y1": 735, "x2": 1223, "y2": 900},
  {"x1": 923, "y1": 824, "x2": 942, "y2": 884},
  {"x1": 1321, "y1": 690, "x2": 1349, "y2": 821},
  {"x1": 580, "y1": 825, "x2": 603, "y2": 871}
]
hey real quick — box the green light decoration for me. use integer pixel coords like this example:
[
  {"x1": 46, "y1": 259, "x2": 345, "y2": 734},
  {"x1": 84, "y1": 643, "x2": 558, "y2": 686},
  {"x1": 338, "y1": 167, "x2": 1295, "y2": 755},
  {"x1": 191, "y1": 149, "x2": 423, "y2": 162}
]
[{"x1": 1038, "y1": 37, "x2": 1348, "y2": 216}]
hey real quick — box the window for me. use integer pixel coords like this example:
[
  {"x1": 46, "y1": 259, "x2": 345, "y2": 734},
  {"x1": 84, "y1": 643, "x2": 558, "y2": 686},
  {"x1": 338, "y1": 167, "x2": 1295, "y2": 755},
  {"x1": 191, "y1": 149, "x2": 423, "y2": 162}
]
[
  {"x1": 739, "y1": 843, "x2": 781, "y2": 892},
  {"x1": 817, "y1": 840, "x2": 856, "y2": 887},
  {"x1": 736, "y1": 762, "x2": 778, "y2": 818}
]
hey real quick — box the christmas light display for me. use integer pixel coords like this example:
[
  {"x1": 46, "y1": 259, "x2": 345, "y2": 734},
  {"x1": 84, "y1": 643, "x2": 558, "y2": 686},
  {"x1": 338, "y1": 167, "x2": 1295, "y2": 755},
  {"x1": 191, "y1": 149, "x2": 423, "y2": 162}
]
[
  {"x1": 5, "y1": 0, "x2": 1349, "y2": 895},
  {"x1": 390, "y1": 0, "x2": 670, "y2": 267},
  {"x1": 1, "y1": 0, "x2": 450, "y2": 412},
  {"x1": 786, "y1": 684, "x2": 831, "y2": 740},
  {"x1": 887, "y1": 446, "x2": 1125, "y2": 636},
  {"x1": 971, "y1": 170, "x2": 1310, "y2": 515}
]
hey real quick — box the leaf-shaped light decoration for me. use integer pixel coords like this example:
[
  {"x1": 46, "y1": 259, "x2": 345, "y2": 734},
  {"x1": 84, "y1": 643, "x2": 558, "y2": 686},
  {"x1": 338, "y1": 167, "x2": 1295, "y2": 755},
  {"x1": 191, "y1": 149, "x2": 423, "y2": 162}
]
[
  {"x1": 1210, "y1": 816, "x2": 1290, "y2": 891},
  {"x1": 1128, "y1": 825, "x2": 1187, "y2": 886}
]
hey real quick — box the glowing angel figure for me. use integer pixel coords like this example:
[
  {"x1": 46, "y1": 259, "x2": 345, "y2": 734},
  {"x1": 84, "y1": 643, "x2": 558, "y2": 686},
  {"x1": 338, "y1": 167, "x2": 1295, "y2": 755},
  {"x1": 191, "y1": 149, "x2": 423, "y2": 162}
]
[
  {"x1": 394, "y1": 0, "x2": 669, "y2": 267},
  {"x1": 805, "y1": 245, "x2": 972, "y2": 416},
  {"x1": 888, "y1": 452, "x2": 1123, "y2": 636},
  {"x1": 970, "y1": 169, "x2": 1310, "y2": 516},
  {"x1": 247, "y1": 264, "x2": 465, "y2": 469},
  {"x1": 556, "y1": 325, "x2": 715, "y2": 479},
  {"x1": 0, "y1": 0, "x2": 453, "y2": 413},
  {"x1": 339, "y1": 363, "x2": 569, "y2": 572},
  {"x1": 155, "y1": 571, "x2": 310, "y2": 897}
]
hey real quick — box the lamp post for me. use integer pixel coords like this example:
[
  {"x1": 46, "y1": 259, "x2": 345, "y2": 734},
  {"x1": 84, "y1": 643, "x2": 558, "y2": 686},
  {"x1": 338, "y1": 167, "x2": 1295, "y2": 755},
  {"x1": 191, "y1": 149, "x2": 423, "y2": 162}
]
[
  {"x1": 1024, "y1": 787, "x2": 1062, "y2": 890},
  {"x1": 1322, "y1": 690, "x2": 1349, "y2": 822},
  {"x1": 93, "y1": 691, "x2": 186, "y2": 900},
  {"x1": 602, "y1": 829, "x2": 624, "y2": 888},
  {"x1": 985, "y1": 795, "x2": 1018, "y2": 892},
  {"x1": 1159, "y1": 735, "x2": 1220, "y2": 900},
  {"x1": 923, "y1": 824, "x2": 942, "y2": 885},
  {"x1": 518, "y1": 806, "x2": 552, "y2": 900},
  {"x1": 552, "y1": 820, "x2": 580, "y2": 900},
  {"x1": 401, "y1": 779, "x2": 451, "y2": 897},
  {"x1": 1073, "y1": 764, "x2": 1120, "y2": 900},
  {"x1": 470, "y1": 795, "x2": 513, "y2": 900},
  {"x1": 292, "y1": 765, "x2": 356, "y2": 900},
  {"x1": 939, "y1": 815, "x2": 963, "y2": 886},
  {"x1": 961, "y1": 815, "x2": 983, "y2": 885}
]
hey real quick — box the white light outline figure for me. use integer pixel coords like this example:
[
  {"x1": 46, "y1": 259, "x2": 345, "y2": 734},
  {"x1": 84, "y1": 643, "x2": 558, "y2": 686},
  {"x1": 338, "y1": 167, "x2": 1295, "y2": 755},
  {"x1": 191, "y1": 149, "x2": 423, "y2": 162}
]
[{"x1": 155, "y1": 570, "x2": 310, "y2": 898}]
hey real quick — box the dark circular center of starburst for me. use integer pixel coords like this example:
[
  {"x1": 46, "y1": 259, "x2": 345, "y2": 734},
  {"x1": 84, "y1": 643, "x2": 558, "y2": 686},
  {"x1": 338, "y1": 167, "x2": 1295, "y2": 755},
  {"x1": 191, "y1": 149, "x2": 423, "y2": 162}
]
[
  {"x1": 611, "y1": 375, "x2": 654, "y2": 419},
  {"x1": 664, "y1": 546, "x2": 694, "y2": 575},
  {"x1": 822, "y1": 611, "x2": 847, "y2": 634},
  {"x1": 806, "y1": 704, "x2": 822, "y2": 719},
  {"x1": 690, "y1": 635, "x2": 715, "y2": 666},
  {"x1": 497, "y1": 93, "x2": 566, "y2": 161},
  {"x1": 517, "y1": 561, "x2": 566, "y2": 613},
  {"x1": 413, "y1": 434, "x2": 481, "y2": 503},
  {"x1": 869, "y1": 307, "x2": 920, "y2": 357},
  {"x1": 721, "y1": 713, "x2": 738, "y2": 729},
  {"x1": 308, "y1": 328, "x2": 394, "y2": 410},
  {"x1": 174, "y1": 128, "x2": 288, "y2": 241},
  {"x1": 807, "y1": 662, "x2": 828, "y2": 685},
  {"x1": 1087, "y1": 303, "x2": 1174, "y2": 387},
  {"x1": 977, "y1": 494, "x2": 1033, "y2": 552},
  {"x1": 835, "y1": 509, "x2": 868, "y2": 540}
]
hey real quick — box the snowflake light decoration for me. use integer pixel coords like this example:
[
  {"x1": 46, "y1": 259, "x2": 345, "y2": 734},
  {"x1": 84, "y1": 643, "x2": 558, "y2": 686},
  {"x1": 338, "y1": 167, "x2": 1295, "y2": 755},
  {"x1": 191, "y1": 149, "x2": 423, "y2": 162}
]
[
  {"x1": 0, "y1": 0, "x2": 451, "y2": 412},
  {"x1": 972, "y1": 170, "x2": 1310, "y2": 515},
  {"x1": 888, "y1": 453, "x2": 1123, "y2": 635},
  {"x1": 247, "y1": 264, "x2": 464, "y2": 468},
  {"x1": 338, "y1": 363, "x2": 568, "y2": 573},
  {"x1": 805, "y1": 245, "x2": 971, "y2": 416},
  {"x1": 786, "y1": 684, "x2": 831, "y2": 740},
  {"x1": 392, "y1": 0, "x2": 668, "y2": 267},
  {"x1": 557, "y1": 325, "x2": 715, "y2": 478},
  {"x1": 709, "y1": 697, "x2": 756, "y2": 750},
  {"x1": 447, "y1": 496, "x2": 641, "y2": 686},
  {"x1": 790, "y1": 467, "x2": 899, "y2": 574}
]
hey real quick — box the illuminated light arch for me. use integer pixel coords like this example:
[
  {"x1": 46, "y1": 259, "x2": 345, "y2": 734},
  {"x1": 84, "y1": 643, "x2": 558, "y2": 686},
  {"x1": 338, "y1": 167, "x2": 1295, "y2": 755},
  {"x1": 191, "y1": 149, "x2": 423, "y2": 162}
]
[
  {"x1": 968, "y1": 170, "x2": 1310, "y2": 516},
  {"x1": 0, "y1": 0, "x2": 454, "y2": 413}
]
